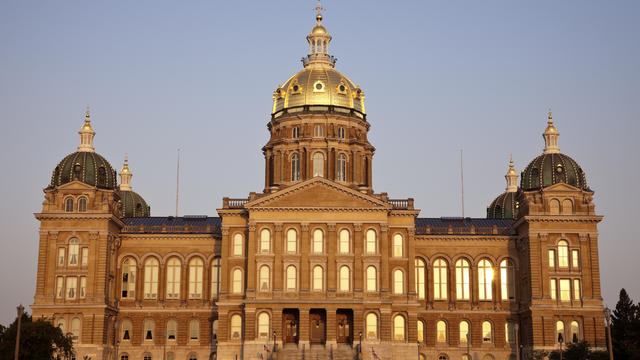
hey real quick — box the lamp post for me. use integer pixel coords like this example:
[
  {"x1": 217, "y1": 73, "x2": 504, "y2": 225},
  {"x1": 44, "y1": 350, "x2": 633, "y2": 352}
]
[
  {"x1": 14, "y1": 304, "x2": 24, "y2": 360},
  {"x1": 273, "y1": 331, "x2": 277, "y2": 353},
  {"x1": 466, "y1": 333, "x2": 470, "y2": 359},
  {"x1": 359, "y1": 331, "x2": 362, "y2": 359},
  {"x1": 416, "y1": 340, "x2": 420, "y2": 360},
  {"x1": 515, "y1": 323, "x2": 520, "y2": 360},
  {"x1": 558, "y1": 333, "x2": 564, "y2": 360},
  {"x1": 604, "y1": 307, "x2": 614, "y2": 360},
  {"x1": 114, "y1": 320, "x2": 119, "y2": 360}
]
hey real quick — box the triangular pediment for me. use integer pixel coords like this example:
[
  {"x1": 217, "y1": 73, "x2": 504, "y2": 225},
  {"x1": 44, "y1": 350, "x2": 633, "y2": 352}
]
[
  {"x1": 542, "y1": 182, "x2": 582, "y2": 192},
  {"x1": 245, "y1": 178, "x2": 391, "y2": 210},
  {"x1": 54, "y1": 180, "x2": 96, "y2": 191}
]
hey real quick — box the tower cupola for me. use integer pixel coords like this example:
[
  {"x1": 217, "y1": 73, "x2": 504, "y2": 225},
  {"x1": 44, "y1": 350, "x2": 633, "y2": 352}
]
[
  {"x1": 505, "y1": 155, "x2": 518, "y2": 192},
  {"x1": 77, "y1": 107, "x2": 96, "y2": 152},
  {"x1": 119, "y1": 154, "x2": 133, "y2": 191},
  {"x1": 543, "y1": 109, "x2": 560, "y2": 154}
]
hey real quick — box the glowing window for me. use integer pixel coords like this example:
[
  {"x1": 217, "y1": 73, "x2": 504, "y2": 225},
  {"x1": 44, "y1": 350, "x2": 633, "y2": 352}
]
[
  {"x1": 558, "y1": 241, "x2": 569, "y2": 268},
  {"x1": 573, "y1": 279, "x2": 581, "y2": 300},
  {"x1": 570, "y1": 321, "x2": 580, "y2": 342},
  {"x1": 260, "y1": 229, "x2": 271, "y2": 253},
  {"x1": 258, "y1": 313, "x2": 270, "y2": 339},
  {"x1": 455, "y1": 259, "x2": 470, "y2": 300},
  {"x1": 436, "y1": 320, "x2": 447, "y2": 343},
  {"x1": 556, "y1": 321, "x2": 565, "y2": 343},
  {"x1": 393, "y1": 269, "x2": 404, "y2": 294},
  {"x1": 68, "y1": 238, "x2": 79, "y2": 266},
  {"x1": 478, "y1": 259, "x2": 493, "y2": 300},
  {"x1": 313, "y1": 152, "x2": 324, "y2": 177},
  {"x1": 500, "y1": 259, "x2": 515, "y2": 301},
  {"x1": 433, "y1": 259, "x2": 447, "y2": 300},
  {"x1": 259, "y1": 265, "x2": 270, "y2": 292},
  {"x1": 189, "y1": 258, "x2": 203, "y2": 299},
  {"x1": 366, "y1": 313, "x2": 378, "y2": 339},
  {"x1": 559, "y1": 279, "x2": 571, "y2": 301},
  {"x1": 337, "y1": 154, "x2": 346, "y2": 181},
  {"x1": 417, "y1": 321, "x2": 424, "y2": 342},
  {"x1": 572, "y1": 250, "x2": 580, "y2": 269},
  {"x1": 71, "y1": 317, "x2": 81, "y2": 341},
  {"x1": 365, "y1": 229, "x2": 376, "y2": 254},
  {"x1": 312, "y1": 265, "x2": 323, "y2": 291},
  {"x1": 392, "y1": 234, "x2": 403, "y2": 257},
  {"x1": 232, "y1": 269, "x2": 243, "y2": 294},
  {"x1": 166, "y1": 258, "x2": 181, "y2": 299},
  {"x1": 550, "y1": 279, "x2": 557, "y2": 300},
  {"x1": 482, "y1": 321, "x2": 493, "y2": 343},
  {"x1": 291, "y1": 153, "x2": 300, "y2": 181},
  {"x1": 230, "y1": 315, "x2": 242, "y2": 340},
  {"x1": 366, "y1": 266, "x2": 377, "y2": 292},
  {"x1": 286, "y1": 265, "x2": 297, "y2": 291},
  {"x1": 339, "y1": 266, "x2": 350, "y2": 291},
  {"x1": 312, "y1": 229, "x2": 323, "y2": 253},
  {"x1": 393, "y1": 315, "x2": 405, "y2": 341},
  {"x1": 339, "y1": 229, "x2": 350, "y2": 253},
  {"x1": 286, "y1": 229, "x2": 297, "y2": 253},
  {"x1": 549, "y1": 249, "x2": 556, "y2": 268},
  {"x1": 232, "y1": 233, "x2": 243, "y2": 256},
  {"x1": 415, "y1": 258, "x2": 425, "y2": 299},
  {"x1": 459, "y1": 321, "x2": 469, "y2": 343},
  {"x1": 211, "y1": 258, "x2": 220, "y2": 299}
]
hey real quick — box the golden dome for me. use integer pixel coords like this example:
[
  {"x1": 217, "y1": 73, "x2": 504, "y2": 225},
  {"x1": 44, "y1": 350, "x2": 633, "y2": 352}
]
[
  {"x1": 272, "y1": 67, "x2": 365, "y2": 115},
  {"x1": 311, "y1": 24, "x2": 327, "y2": 35}
]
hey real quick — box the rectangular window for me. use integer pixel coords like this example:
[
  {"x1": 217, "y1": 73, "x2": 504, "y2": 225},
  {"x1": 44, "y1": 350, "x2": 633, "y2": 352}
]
[
  {"x1": 573, "y1": 279, "x2": 581, "y2": 300},
  {"x1": 211, "y1": 261, "x2": 220, "y2": 299},
  {"x1": 79, "y1": 277, "x2": 86, "y2": 298},
  {"x1": 572, "y1": 250, "x2": 580, "y2": 270},
  {"x1": 548, "y1": 250, "x2": 555, "y2": 268},
  {"x1": 81, "y1": 248, "x2": 89, "y2": 266},
  {"x1": 66, "y1": 277, "x2": 77, "y2": 299},
  {"x1": 58, "y1": 248, "x2": 65, "y2": 266},
  {"x1": 56, "y1": 277, "x2": 64, "y2": 298},
  {"x1": 559, "y1": 279, "x2": 571, "y2": 301},
  {"x1": 550, "y1": 279, "x2": 557, "y2": 300}
]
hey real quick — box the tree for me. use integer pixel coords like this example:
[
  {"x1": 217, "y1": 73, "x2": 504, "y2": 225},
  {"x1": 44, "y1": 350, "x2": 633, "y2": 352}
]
[
  {"x1": 611, "y1": 288, "x2": 640, "y2": 360},
  {"x1": 0, "y1": 313, "x2": 74, "y2": 360}
]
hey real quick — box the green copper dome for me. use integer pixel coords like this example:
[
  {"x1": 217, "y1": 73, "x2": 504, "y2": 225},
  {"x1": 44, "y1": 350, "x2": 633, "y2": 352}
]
[
  {"x1": 487, "y1": 191, "x2": 519, "y2": 219},
  {"x1": 118, "y1": 190, "x2": 150, "y2": 217},
  {"x1": 50, "y1": 151, "x2": 117, "y2": 190},
  {"x1": 520, "y1": 152, "x2": 588, "y2": 191}
]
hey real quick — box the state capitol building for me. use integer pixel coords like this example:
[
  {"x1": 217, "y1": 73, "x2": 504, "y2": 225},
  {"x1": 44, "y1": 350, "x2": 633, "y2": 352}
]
[{"x1": 30, "y1": 7, "x2": 606, "y2": 360}]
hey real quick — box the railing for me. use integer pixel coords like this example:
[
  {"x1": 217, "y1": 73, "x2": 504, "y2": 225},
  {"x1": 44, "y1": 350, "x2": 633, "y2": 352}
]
[
  {"x1": 223, "y1": 197, "x2": 249, "y2": 209},
  {"x1": 123, "y1": 224, "x2": 221, "y2": 234},
  {"x1": 272, "y1": 105, "x2": 366, "y2": 121},
  {"x1": 416, "y1": 225, "x2": 512, "y2": 236},
  {"x1": 388, "y1": 198, "x2": 414, "y2": 210}
]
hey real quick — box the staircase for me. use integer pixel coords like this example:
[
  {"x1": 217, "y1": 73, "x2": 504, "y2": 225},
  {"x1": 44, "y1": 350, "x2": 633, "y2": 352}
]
[{"x1": 274, "y1": 343, "x2": 357, "y2": 360}]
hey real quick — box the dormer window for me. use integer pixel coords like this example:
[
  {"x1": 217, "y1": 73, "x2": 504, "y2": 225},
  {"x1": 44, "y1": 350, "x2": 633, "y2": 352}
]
[
  {"x1": 73, "y1": 164, "x2": 82, "y2": 180},
  {"x1": 78, "y1": 198, "x2": 87, "y2": 212},
  {"x1": 65, "y1": 197, "x2": 74, "y2": 212}
]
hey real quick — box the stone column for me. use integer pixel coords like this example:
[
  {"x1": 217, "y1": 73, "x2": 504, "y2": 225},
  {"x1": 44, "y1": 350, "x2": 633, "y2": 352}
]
[
  {"x1": 353, "y1": 309, "x2": 364, "y2": 345},
  {"x1": 246, "y1": 223, "x2": 257, "y2": 298},
  {"x1": 326, "y1": 308, "x2": 337, "y2": 347},
  {"x1": 299, "y1": 308, "x2": 310, "y2": 347},
  {"x1": 272, "y1": 308, "x2": 283, "y2": 349},
  {"x1": 244, "y1": 307, "x2": 256, "y2": 342}
]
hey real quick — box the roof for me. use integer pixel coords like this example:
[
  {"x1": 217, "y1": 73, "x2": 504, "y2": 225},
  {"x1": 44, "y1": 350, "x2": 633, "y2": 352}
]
[
  {"x1": 415, "y1": 217, "x2": 515, "y2": 235},
  {"x1": 122, "y1": 216, "x2": 221, "y2": 234}
]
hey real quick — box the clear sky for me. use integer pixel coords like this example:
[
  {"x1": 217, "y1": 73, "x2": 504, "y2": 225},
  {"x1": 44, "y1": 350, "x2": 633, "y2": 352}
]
[{"x1": 0, "y1": 0, "x2": 638, "y2": 326}]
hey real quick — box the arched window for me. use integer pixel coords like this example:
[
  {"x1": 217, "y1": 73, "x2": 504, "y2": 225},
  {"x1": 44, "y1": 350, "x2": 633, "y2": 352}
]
[
  {"x1": 438, "y1": 356, "x2": 449, "y2": 360},
  {"x1": 66, "y1": 277, "x2": 77, "y2": 299},
  {"x1": 189, "y1": 319, "x2": 199, "y2": 340},
  {"x1": 258, "y1": 313, "x2": 270, "y2": 339},
  {"x1": 312, "y1": 229, "x2": 323, "y2": 253},
  {"x1": 68, "y1": 238, "x2": 79, "y2": 266},
  {"x1": 455, "y1": 259, "x2": 470, "y2": 300},
  {"x1": 65, "y1": 197, "x2": 74, "y2": 212},
  {"x1": 436, "y1": 320, "x2": 447, "y2": 343},
  {"x1": 230, "y1": 314, "x2": 242, "y2": 340},
  {"x1": 393, "y1": 315, "x2": 406, "y2": 341},
  {"x1": 366, "y1": 266, "x2": 377, "y2": 292},
  {"x1": 232, "y1": 269, "x2": 243, "y2": 294},
  {"x1": 211, "y1": 258, "x2": 220, "y2": 299},
  {"x1": 259, "y1": 265, "x2": 270, "y2": 292},
  {"x1": 415, "y1": 258, "x2": 425, "y2": 299},
  {"x1": 189, "y1": 258, "x2": 203, "y2": 299},
  {"x1": 121, "y1": 319, "x2": 132, "y2": 340},
  {"x1": 312, "y1": 265, "x2": 323, "y2": 291},
  {"x1": 286, "y1": 265, "x2": 297, "y2": 291},
  {"x1": 366, "y1": 313, "x2": 378, "y2": 339},
  {"x1": 558, "y1": 241, "x2": 569, "y2": 268},
  {"x1": 570, "y1": 321, "x2": 580, "y2": 343},
  {"x1": 143, "y1": 258, "x2": 159, "y2": 299},
  {"x1": 478, "y1": 259, "x2": 493, "y2": 300},
  {"x1": 144, "y1": 319, "x2": 154, "y2": 340},
  {"x1": 550, "y1": 199, "x2": 560, "y2": 214},
  {"x1": 365, "y1": 229, "x2": 376, "y2": 254},
  {"x1": 392, "y1": 234, "x2": 403, "y2": 257},
  {"x1": 260, "y1": 229, "x2": 271, "y2": 253},
  {"x1": 120, "y1": 355, "x2": 129, "y2": 360},
  {"x1": 313, "y1": 152, "x2": 324, "y2": 177},
  {"x1": 71, "y1": 317, "x2": 81, "y2": 341},
  {"x1": 143, "y1": 354, "x2": 152, "y2": 360},
  {"x1": 505, "y1": 322, "x2": 516, "y2": 343},
  {"x1": 121, "y1": 258, "x2": 136, "y2": 299},
  {"x1": 482, "y1": 321, "x2": 493, "y2": 343},
  {"x1": 500, "y1": 259, "x2": 515, "y2": 301},
  {"x1": 339, "y1": 266, "x2": 350, "y2": 291},
  {"x1": 286, "y1": 229, "x2": 297, "y2": 253},
  {"x1": 417, "y1": 321, "x2": 424, "y2": 342},
  {"x1": 337, "y1": 127, "x2": 345, "y2": 139},
  {"x1": 166, "y1": 258, "x2": 181, "y2": 299},
  {"x1": 562, "y1": 199, "x2": 573, "y2": 214},
  {"x1": 57, "y1": 318, "x2": 65, "y2": 333},
  {"x1": 393, "y1": 269, "x2": 404, "y2": 294},
  {"x1": 78, "y1": 198, "x2": 87, "y2": 212},
  {"x1": 339, "y1": 229, "x2": 350, "y2": 253},
  {"x1": 337, "y1": 154, "x2": 346, "y2": 181},
  {"x1": 232, "y1": 233, "x2": 243, "y2": 256},
  {"x1": 433, "y1": 259, "x2": 447, "y2": 300},
  {"x1": 314, "y1": 125, "x2": 324, "y2": 137},
  {"x1": 291, "y1": 153, "x2": 300, "y2": 181},
  {"x1": 188, "y1": 354, "x2": 197, "y2": 360},
  {"x1": 459, "y1": 320, "x2": 469, "y2": 344},
  {"x1": 556, "y1": 321, "x2": 565, "y2": 343},
  {"x1": 167, "y1": 319, "x2": 177, "y2": 340}
]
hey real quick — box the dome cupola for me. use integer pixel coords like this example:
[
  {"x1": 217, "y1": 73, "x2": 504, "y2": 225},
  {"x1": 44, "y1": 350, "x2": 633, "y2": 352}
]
[
  {"x1": 49, "y1": 109, "x2": 117, "y2": 189},
  {"x1": 117, "y1": 155, "x2": 150, "y2": 217},
  {"x1": 520, "y1": 110, "x2": 588, "y2": 191},
  {"x1": 487, "y1": 156, "x2": 520, "y2": 219},
  {"x1": 271, "y1": 5, "x2": 365, "y2": 119}
]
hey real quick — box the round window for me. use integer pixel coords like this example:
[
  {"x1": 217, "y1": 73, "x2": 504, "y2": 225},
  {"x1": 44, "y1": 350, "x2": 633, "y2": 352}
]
[
  {"x1": 339, "y1": 85, "x2": 346, "y2": 92},
  {"x1": 316, "y1": 83, "x2": 323, "y2": 90},
  {"x1": 293, "y1": 85, "x2": 299, "y2": 92}
]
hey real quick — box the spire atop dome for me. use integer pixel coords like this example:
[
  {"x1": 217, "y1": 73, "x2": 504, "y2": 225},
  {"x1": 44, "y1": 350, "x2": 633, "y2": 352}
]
[
  {"x1": 303, "y1": 0, "x2": 336, "y2": 68},
  {"x1": 505, "y1": 154, "x2": 518, "y2": 192},
  {"x1": 77, "y1": 107, "x2": 95, "y2": 152},
  {"x1": 543, "y1": 108, "x2": 560, "y2": 154},
  {"x1": 119, "y1": 154, "x2": 133, "y2": 191}
]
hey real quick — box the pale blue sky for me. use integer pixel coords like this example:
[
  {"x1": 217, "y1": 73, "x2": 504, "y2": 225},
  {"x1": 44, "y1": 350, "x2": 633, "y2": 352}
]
[{"x1": 0, "y1": 0, "x2": 638, "y2": 325}]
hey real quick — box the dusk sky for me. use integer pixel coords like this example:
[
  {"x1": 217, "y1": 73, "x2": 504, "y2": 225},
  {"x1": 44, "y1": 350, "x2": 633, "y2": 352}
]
[{"x1": 0, "y1": 0, "x2": 638, "y2": 326}]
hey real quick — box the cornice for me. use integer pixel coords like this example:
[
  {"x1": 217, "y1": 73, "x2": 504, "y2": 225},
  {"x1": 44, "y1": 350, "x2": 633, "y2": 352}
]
[
  {"x1": 34, "y1": 213, "x2": 125, "y2": 227},
  {"x1": 513, "y1": 215, "x2": 603, "y2": 227},
  {"x1": 415, "y1": 235, "x2": 514, "y2": 242}
]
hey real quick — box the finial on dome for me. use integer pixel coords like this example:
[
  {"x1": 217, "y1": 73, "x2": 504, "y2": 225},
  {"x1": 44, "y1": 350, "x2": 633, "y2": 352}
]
[
  {"x1": 314, "y1": 0, "x2": 324, "y2": 22},
  {"x1": 119, "y1": 153, "x2": 133, "y2": 191},
  {"x1": 543, "y1": 107, "x2": 560, "y2": 154},
  {"x1": 303, "y1": 0, "x2": 335, "y2": 68},
  {"x1": 77, "y1": 107, "x2": 95, "y2": 152},
  {"x1": 505, "y1": 155, "x2": 518, "y2": 192}
]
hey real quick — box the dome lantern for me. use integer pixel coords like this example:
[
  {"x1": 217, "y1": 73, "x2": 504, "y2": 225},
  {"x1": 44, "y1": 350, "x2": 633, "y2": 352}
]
[
  {"x1": 77, "y1": 107, "x2": 96, "y2": 152},
  {"x1": 303, "y1": 1, "x2": 336, "y2": 69},
  {"x1": 119, "y1": 154, "x2": 133, "y2": 191},
  {"x1": 543, "y1": 109, "x2": 560, "y2": 154},
  {"x1": 505, "y1": 155, "x2": 518, "y2": 192},
  {"x1": 117, "y1": 155, "x2": 150, "y2": 217}
]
